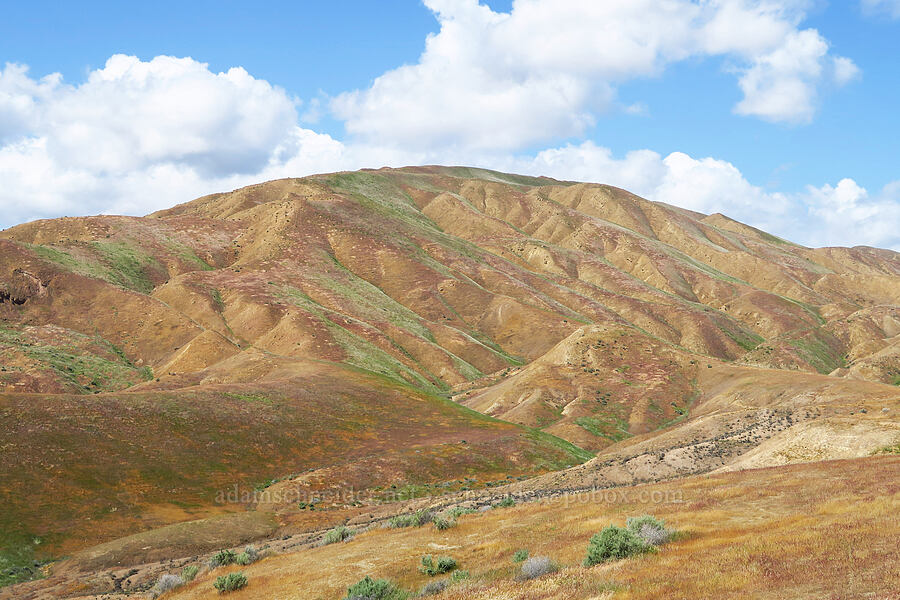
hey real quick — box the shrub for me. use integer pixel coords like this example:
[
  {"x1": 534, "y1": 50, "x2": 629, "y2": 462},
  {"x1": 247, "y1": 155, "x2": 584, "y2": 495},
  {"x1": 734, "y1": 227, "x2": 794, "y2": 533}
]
[
  {"x1": 625, "y1": 514, "x2": 665, "y2": 532},
  {"x1": 152, "y1": 573, "x2": 184, "y2": 597},
  {"x1": 449, "y1": 570, "x2": 469, "y2": 582},
  {"x1": 637, "y1": 523, "x2": 670, "y2": 546},
  {"x1": 446, "y1": 506, "x2": 476, "y2": 519},
  {"x1": 209, "y1": 549, "x2": 237, "y2": 568},
  {"x1": 626, "y1": 515, "x2": 671, "y2": 546},
  {"x1": 512, "y1": 549, "x2": 529, "y2": 563},
  {"x1": 344, "y1": 575, "x2": 406, "y2": 600},
  {"x1": 418, "y1": 579, "x2": 448, "y2": 596},
  {"x1": 432, "y1": 516, "x2": 457, "y2": 531},
  {"x1": 419, "y1": 555, "x2": 457, "y2": 576},
  {"x1": 236, "y1": 545, "x2": 259, "y2": 565},
  {"x1": 213, "y1": 571, "x2": 247, "y2": 593},
  {"x1": 388, "y1": 509, "x2": 434, "y2": 529},
  {"x1": 516, "y1": 556, "x2": 557, "y2": 580},
  {"x1": 181, "y1": 564, "x2": 199, "y2": 582},
  {"x1": 492, "y1": 496, "x2": 515, "y2": 509},
  {"x1": 322, "y1": 525, "x2": 355, "y2": 545},
  {"x1": 584, "y1": 525, "x2": 652, "y2": 566}
]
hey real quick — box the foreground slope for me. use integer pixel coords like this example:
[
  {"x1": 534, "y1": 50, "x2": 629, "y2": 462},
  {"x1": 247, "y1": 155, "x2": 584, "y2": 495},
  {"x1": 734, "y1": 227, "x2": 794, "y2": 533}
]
[
  {"x1": 1, "y1": 166, "x2": 898, "y2": 594},
  {"x1": 159, "y1": 457, "x2": 900, "y2": 600}
]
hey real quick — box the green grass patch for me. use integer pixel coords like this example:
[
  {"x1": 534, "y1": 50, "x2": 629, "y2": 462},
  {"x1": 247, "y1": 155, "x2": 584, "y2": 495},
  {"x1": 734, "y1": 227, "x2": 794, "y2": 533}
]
[
  {"x1": 789, "y1": 333, "x2": 845, "y2": 374},
  {"x1": 223, "y1": 392, "x2": 278, "y2": 405},
  {"x1": 0, "y1": 326, "x2": 151, "y2": 393},
  {"x1": 26, "y1": 241, "x2": 165, "y2": 294},
  {"x1": 0, "y1": 531, "x2": 48, "y2": 589},
  {"x1": 873, "y1": 442, "x2": 900, "y2": 455},
  {"x1": 280, "y1": 286, "x2": 443, "y2": 393},
  {"x1": 575, "y1": 415, "x2": 632, "y2": 442},
  {"x1": 721, "y1": 326, "x2": 764, "y2": 352},
  {"x1": 317, "y1": 255, "x2": 436, "y2": 341},
  {"x1": 320, "y1": 171, "x2": 438, "y2": 233},
  {"x1": 90, "y1": 241, "x2": 164, "y2": 294},
  {"x1": 522, "y1": 428, "x2": 595, "y2": 465},
  {"x1": 161, "y1": 237, "x2": 214, "y2": 271}
]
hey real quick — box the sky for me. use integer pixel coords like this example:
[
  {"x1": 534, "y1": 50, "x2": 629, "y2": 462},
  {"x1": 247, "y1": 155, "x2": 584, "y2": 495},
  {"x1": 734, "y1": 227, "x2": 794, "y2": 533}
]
[{"x1": 1, "y1": 0, "x2": 898, "y2": 249}]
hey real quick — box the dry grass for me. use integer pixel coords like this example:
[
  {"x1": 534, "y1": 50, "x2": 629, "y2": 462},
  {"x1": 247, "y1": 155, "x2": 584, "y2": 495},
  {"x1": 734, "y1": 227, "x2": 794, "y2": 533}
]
[{"x1": 166, "y1": 456, "x2": 899, "y2": 600}]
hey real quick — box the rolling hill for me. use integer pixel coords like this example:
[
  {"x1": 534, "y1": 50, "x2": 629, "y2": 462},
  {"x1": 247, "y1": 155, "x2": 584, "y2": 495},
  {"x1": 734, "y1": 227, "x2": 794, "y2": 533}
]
[{"x1": 0, "y1": 166, "x2": 897, "y2": 598}]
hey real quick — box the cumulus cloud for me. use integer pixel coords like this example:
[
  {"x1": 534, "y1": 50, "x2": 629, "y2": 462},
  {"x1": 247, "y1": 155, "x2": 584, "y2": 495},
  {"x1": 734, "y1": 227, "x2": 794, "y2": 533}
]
[
  {"x1": 0, "y1": 55, "x2": 332, "y2": 226},
  {"x1": 0, "y1": 63, "x2": 60, "y2": 142},
  {"x1": 802, "y1": 179, "x2": 900, "y2": 248},
  {"x1": 39, "y1": 55, "x2": 298, "y2": 176},
  {"x1": 333, "y1": 0, "x2": 858, "y2": 148},
  {"x1": 861, "y1": 0, "x2": 900, "y2": 18}
]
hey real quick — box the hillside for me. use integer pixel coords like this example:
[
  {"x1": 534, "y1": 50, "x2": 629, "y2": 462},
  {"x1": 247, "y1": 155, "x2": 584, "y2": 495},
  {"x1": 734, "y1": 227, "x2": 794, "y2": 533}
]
[
  {"x1": 0, "y1": 166, "x2": 898, "y2": 597},
  {"x1": 160, "y1": 457, "x2": 900, "y2": 600}
]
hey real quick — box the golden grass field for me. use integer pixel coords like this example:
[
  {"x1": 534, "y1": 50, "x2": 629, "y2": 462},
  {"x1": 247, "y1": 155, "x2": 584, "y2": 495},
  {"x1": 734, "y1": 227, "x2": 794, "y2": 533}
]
[{"x1": 163, "y1": 456, "x2": 899, "y2": 600}]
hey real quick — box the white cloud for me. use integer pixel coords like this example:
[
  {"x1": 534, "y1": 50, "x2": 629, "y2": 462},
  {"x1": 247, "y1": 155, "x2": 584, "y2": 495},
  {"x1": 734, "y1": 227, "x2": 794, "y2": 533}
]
[
  {"x1": 832, "y1": 57, "x2": 862, "y2": 86},
  {"x1": 0, "y1": 56, "x2": 351, "y2": 226},
  {"x1": 861, "y1": 0, "x2": 900, "y2": 18},
  {"x1": 0, "y1": 63, "x2": 60, "y2": 142},
  {"x1": 733, "y1": 29, "x2": 829, "y2": 123},
  {"x1": 802, "y1": 179, "x2": 900, "y2": 248},
  {"x1": 39, "y1": 55, "x2": 299, "y2": 176},
  {"x1": 333, "y1": 0, "x2": 858, "y2": 148}
]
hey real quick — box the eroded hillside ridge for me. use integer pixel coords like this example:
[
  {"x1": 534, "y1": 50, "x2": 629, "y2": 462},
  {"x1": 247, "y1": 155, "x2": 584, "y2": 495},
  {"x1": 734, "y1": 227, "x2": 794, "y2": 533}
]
[
  {"x1": 1, "y1": 166, "x2": 899, "y2": 589},
  {"x1": 3, "y1": 167, "x2": 899, "y2": 396}
]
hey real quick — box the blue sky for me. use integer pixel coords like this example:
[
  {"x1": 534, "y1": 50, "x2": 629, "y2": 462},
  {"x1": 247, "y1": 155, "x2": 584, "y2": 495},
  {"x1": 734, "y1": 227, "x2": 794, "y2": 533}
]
[{"x1": 0, "y1": 0, "x2": 898, "y2": 248}]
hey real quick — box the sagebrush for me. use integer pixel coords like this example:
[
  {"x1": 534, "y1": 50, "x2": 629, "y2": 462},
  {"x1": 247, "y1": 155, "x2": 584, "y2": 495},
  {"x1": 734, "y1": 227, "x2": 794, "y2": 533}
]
[
  {"x1": 213, "y1": 571, "x2": 247, "y2": 593},
  {"x1": 517, "y1": 556, "x2": 557, "y2": 580},
  {"x1": 419, "y1": 555, "x2": 457, "y2": 576},
  {"x1": 208, "y1": 549, "x2": 237, "y2": 569},
  {"x1": 585, "y1": 525, "x2": 653, "y2": 566},
  {"x1": 322, "y1": 525, "x2": 355, "y2": 545},
  {"x1": 343, "y1": 575, "x2": 407, "y2": 600}
]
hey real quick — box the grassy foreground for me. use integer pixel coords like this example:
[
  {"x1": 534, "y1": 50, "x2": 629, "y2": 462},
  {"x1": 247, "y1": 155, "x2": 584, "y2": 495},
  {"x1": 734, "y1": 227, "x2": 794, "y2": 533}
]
[{"x1": 165, "y1": 456, "x2": 899, "y2": 600}]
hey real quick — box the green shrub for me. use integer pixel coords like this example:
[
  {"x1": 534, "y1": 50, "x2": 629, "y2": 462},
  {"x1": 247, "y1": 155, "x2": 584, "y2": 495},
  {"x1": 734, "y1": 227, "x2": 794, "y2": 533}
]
[
  {"x1": 343, "y1": 575, "x2": 406, "y2": 600},
  {"x1": 209, "y1": 549, "x2": 237, "y2": 568},
  {"x1": 432, "y1": 516, "x2": 457, "y2": 531},
  {"x1": 322, "y1": 525, "x2": 355, "y2": 545},
  {"x1": 512, "y1": 549, "x2": 529, "y2": 563},
  {"x1": 213, "y1": 572, "x2": 247, "y2": 593},
  {"x1": 585, "y1": 525, "x2": 652, "y2": 566},
  {"x1": 181, "y1": 564, "x2": 199, "y2": 582},
  {"x1": 492, "y1": 496, "x2": 515, "y2": 509},
  {"x1": 419, "y1": 555, "x2": 457, "y2": 576},
  {"x1": 449, "y1": 569, "x2": 469, "y2": 582},
  {"x1": 235, "y1": 545, "x2": 259, "y2": 565},
  {"x1": 388, "y1": 509, "x2": 434, "y2": 529},
  {"x1": 446, "y1": 506, "x2": 476, "y2": 519}
]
